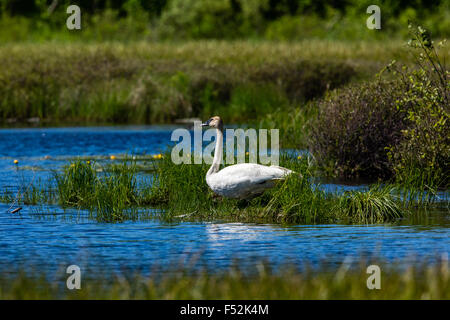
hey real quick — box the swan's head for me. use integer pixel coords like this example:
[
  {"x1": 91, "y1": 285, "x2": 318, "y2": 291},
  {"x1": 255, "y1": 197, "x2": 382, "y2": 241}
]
[{"x1": 202, "y1": 116, "x2": 223, "y2": 129}]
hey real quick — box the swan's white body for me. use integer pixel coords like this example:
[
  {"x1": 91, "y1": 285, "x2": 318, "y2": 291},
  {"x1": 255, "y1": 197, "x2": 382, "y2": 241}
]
[
  {"x1": 204, "y1": 116, "x2": 293, "y2": 199},
  {"x1": 206, "y1": 163, "x2": 292, "y2": 199}
]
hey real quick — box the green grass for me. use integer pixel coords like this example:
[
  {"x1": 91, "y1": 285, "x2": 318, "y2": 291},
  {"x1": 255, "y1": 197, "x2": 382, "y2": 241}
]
[
  {"x1": 1, "y1": 39, "x2": 448, "y2": 152},
  {"x1": 149, "y1": 153, "x2": 412, "y2": 224},
  {"x1": 1, "y1": 261, "x2": 449, "y2": 299},
  {"x1": 3, "y1": 40, "x2": 444, "y2": 128},
  {"x1": 1, "y1": 158, "x2": 157, "y2": 222},
  {"x1": 1, "y1": 154, "x2": 446, "y2": 223}
]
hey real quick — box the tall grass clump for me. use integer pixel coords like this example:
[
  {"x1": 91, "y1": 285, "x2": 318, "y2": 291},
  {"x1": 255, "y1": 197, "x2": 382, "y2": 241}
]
[
  {"x1": 54, "y1": 160, "x2": 149, "y2": 222},
  {"x1": 310, "y1": 25, "x2": 449, "y2": 188},
  {"x1": 147, "y1": 152, "x2": 212, "y2": 214},
  {"x1": 336, "y1": 185, "x2": 402, "y2": 224}
]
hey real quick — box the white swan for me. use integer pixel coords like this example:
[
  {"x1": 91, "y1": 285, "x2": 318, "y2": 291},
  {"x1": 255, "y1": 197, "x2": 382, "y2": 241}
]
[{"x1": 202, "y1": 116, "x2": 293, "y2": 199}]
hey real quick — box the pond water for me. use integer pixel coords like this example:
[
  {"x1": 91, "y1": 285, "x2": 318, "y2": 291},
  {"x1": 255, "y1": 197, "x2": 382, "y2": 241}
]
[{"x1": 0, "y1": 126, "x2": 448, "y2": 278}]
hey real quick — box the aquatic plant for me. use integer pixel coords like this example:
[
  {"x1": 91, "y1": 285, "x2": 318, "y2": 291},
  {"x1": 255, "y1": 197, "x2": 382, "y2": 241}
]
[
  {"x1": 149, "y1": 153, "x2": 407, "y2": 224},
  {"x1": 53, "y1": 159, "x2": 154, "y2": 222},
  {"x1": 0, "y1": 156, "x2": 444, "y2": 224},
  {"x1": 335, "y1": 185, "x2": 402, "y2": 224}
]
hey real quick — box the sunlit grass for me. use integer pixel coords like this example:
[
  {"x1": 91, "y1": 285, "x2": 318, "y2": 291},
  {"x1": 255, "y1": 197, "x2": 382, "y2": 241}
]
[
  {"x1": 1, "y1": 155, "x2": 446, "y2": 223},
  {"x1": 148, "y1": 154, "x2": 417, "y2": 224},
  {"x1": 4, "y1": 40, "x2": 447, "y2": 127},
  {"x1": 336, "y1": 186, "x2": 402, "y2": 224}
]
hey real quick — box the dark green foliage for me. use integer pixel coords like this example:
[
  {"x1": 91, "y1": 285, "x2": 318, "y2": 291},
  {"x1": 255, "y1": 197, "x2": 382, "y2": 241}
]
[
  {"x1": 386, "y1": 25, "x2": 449, "y2": 188},
  {"x1": 0, "y1": 0, "x2": 449, "y2": 41}
]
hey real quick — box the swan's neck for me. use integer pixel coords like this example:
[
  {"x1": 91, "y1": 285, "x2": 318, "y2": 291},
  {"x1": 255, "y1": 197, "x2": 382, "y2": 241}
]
[{"x1": 207, "y1": 127, "x2": 223, "y2": 177}]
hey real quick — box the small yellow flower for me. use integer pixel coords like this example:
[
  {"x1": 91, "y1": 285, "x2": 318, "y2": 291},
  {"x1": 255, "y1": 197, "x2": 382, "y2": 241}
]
[
  {"x1": 110, "y1": 155, "x2": 116, "y2": 160},
  {"x1": 13, "y1": 159, "x2": 18, "y2": 164},
  {"x1": 70, "y1": 163, "x2": 75, "y2": 168},
  {"x1": 86, "y1": 160, "x2": 90, "y2": 165},
  {"x1": 153, "y1": 154, "x2": 163, "y2": 160},
  {"x1": 297, "y1": 155, "x2": 302, "y2": 160}
]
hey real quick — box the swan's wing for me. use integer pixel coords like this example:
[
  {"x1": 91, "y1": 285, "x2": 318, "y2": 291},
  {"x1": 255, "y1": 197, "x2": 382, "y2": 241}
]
[
  {"x1": 206, "y1": 163, "x2": 294, "y2": 199},
  {"x1": 218, "y1": 163, "x2": 292, "y2": 181},
  {"x1": 211, "y1": 163, "x2": 291, "y2": 190}
]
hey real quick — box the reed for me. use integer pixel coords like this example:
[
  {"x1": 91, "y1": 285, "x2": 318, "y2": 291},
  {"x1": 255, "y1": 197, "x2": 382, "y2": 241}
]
[
  {"x1": 2, "y1": 155, "x2": 446, "y2": 223},
  {"x1": 2, "y1": 40, "x2": 434, "y2": 127},
  {"x1": 335, "y1": 185, "x2": 402, "y2": 224},
  {"x1": 149, "y1": 153, "x2": 408, "y2": 224}
]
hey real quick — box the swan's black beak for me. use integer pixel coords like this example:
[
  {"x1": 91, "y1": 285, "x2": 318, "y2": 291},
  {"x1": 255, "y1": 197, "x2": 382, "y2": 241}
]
[{"x1": 201, "y1": 119, "x2": 210, "y2": 127}]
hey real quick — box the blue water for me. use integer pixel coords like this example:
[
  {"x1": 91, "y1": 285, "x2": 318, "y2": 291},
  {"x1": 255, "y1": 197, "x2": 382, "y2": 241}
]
[{"x1": 0, "y1": 126, "x2": 449, "y2": 278}]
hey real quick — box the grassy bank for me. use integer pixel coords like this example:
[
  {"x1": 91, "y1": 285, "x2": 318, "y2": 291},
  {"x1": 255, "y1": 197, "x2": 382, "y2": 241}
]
[
  {"x1": 2, "y1": 262, "x2": 449, "y2": 299},
  {"x1": 2, "y1": 39, "x2": 448, "y2": 151},
  {"x1": 0, "y1": 40, "x2": 431, "y2": 128}
]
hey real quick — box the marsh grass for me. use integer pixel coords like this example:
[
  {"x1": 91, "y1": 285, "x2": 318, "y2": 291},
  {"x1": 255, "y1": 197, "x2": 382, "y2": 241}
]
[
  {"x1": 1, "y1": 40, "x2": 427, "y2": 126},
  {"x1": 0, "y1": 159, "x2": 156, "y2": 222},
  {"x1": 336, "y1": 186, "x2": 402, "y2": 224},
  {"x1": 54, "y1": 159, "x2": 158, "y2": 222},
  {"x1": 2, "y1": 155, "x2": 446, "y2": 223},
  {"x1": 149, "y1": 153, "x2": 411, "y2": 224},
  {"x1": 1, "y1": 261, "x2": 449, "y2": 299}
]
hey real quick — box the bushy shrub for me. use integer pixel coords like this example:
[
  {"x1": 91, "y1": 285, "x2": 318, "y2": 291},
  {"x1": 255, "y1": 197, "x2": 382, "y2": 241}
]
[
  {"x1": 386, "y1": 25, "x2": 449, "y2": 188},
  {"x1": 310, "y1": 25, "x2": 449, "y2": 186},
  {"x1": 310, "y1": 79, "x2": 410, "y2": 180}
]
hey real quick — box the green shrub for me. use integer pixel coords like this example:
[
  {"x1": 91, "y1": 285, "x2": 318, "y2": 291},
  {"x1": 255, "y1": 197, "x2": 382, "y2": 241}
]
[
  {"x1": 158, "y1": 0, "x2": 242, "y2": 39},
  {"x1": 386, "y1": 25, "x2": 449, "y2": 188},
  {"x1": 310, "y1": 25, "x2": 449, "y2": 186},
  {"x1": 310, "y1": 79, "x2": 410, "y2": 180}
]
